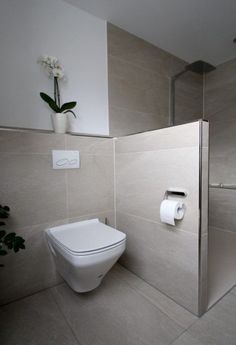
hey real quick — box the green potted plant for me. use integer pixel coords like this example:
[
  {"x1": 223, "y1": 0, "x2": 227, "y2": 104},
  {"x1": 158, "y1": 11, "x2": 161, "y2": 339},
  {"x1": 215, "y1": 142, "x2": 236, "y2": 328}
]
[
  {"x1": 0, "y1": 205, "x2": 25, "y2": 267},
  {"x1": 38, "y1": 55, "x2": 77, "y2": 134}
]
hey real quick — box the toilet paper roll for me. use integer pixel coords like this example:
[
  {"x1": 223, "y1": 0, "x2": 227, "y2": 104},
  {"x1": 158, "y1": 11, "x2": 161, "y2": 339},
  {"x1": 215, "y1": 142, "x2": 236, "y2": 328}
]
[{"x1": 160, "y1": 200, "x2": 185, "y2": 226}]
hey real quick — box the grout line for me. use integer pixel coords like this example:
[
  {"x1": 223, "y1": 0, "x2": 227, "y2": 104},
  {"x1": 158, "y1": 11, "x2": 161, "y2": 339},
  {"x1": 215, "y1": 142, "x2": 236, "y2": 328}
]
[
  {"x1": 113, "y1": 138, "x2": 117, "y2": 228},
  {"x1": 65, "y1": 171, "x2": 69, "y2": 219},
  {"x1": 14, "y1": 211, "x2": 115, "y2": 232},
  {"x1": 0, "y1": 151, "x2": 114, "y2": 157},
  {"x1": 64, "y1": 136, "x2": 69, "y2": 219},
  {"x1": 0, "y1": 281, "x2": 64, "y2": 308},
  {"x1": 116, "y1": 265, "x2": 198, "y2": 318},
  {"x1": 109, "y1": 53, "x2": 170, "y2": 77},
  {"x1": 0, "y1": 126, "x2": 112, "y2": 138},
  {"x1": 116, "y1": 211, "x2": 199, "y2": 236},
  {"x1": 114, "y1": 266, "x2": 197, "y2": 329},
  {"x1": 110, "y1": 104, "x2": 160, "y2": 116},
  {"x1": 209, "y1": 225, "x2": 236, "y2": 235},
  {"x1": 49, "y1": 288, "x2": 83, "y2": 345},
  {"x1": 169, "y1": 330, "x2": 192, "y2": 345},
  {"x1": 115, "y1": 145, "x2": 199, "y2": 155}
]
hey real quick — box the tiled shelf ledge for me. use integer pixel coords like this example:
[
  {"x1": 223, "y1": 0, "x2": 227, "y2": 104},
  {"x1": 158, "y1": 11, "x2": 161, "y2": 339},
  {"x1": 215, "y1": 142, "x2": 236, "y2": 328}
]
[{"x1": 0, "y1": 126, "x2": 113, "y2": 139}]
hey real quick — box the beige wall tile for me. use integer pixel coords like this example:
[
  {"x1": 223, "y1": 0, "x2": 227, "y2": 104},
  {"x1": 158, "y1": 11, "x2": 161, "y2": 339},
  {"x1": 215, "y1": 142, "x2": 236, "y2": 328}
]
[
  {"x1": 0, "y1": 222, "x2": 64, "y2": 305},
  {"x1": 65, "y1": 135, "x2": 113, "y2": 155},
  {"x1": 67, "y1": 154, "x2": 114, "y2": 218},
  {"x1": 109, "y1": 106, "x2": 167, "y2": 137},
  {"x1": 209, "y1": 188, "x2": 236, "y2": 233},
  {"x1": 208, "y1": 226, "x2": 236, "y2": 307},
  {"x1": 117, "y1": 212, "x2": 199, "y2": 314},
  {"x1": 0, "y1": 131, "x2": 115, "y2": 305},
  {"x1": 205, "y1": 58, "x2": 236, "y2": 117},
  {"x1": 107, "y1": 23, "x2": 173, "y2": 77},
  {"x1": 116, "y1": 147, "x2": 199, "y2": 234},
  {"x1": 108, "y1": 74, "x2": 169, "y2": 115},
  {"x1": 115, "y1": 121, "x2": 200, "y2": 153},
  {"x1": 0, "y1": 153, "x2": 67, "y2": 228},
  {"x1": 68, "y1": 210, "x2": 116, "y2": 228},
  {"x1": 0, "y1": 130, "x2": 66, "y2": 153},
  {"x1": 108, "y1": 23, "x2": 204, "y2": 136}
]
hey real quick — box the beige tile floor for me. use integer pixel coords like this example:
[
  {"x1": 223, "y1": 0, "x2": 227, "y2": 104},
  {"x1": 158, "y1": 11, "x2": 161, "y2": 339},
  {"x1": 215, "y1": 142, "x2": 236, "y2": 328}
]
[{"x1": 0, "y1": 264, "x2": 236, "y2": 345}]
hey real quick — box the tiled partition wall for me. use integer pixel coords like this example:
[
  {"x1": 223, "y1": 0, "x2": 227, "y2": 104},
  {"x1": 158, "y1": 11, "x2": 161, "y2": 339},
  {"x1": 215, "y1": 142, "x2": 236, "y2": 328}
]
[
  {"x1": 205, "y1": 57, "x2": 236, "y2": 305},
  {"x1": 0, "y1": 130, "x2": 114, "y2": 305},
  {"x1": 115, "y1": 121, "x2": 209, "y2": 315},
  {"x1": 108, "y1": 23, "x2": 203, "y2": 137}
]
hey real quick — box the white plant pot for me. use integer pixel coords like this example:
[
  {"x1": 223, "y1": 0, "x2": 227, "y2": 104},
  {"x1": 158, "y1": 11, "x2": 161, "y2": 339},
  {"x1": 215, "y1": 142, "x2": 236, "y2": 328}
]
[
  {"x1": 68, "y1": 117, "x2": 80, "y2": 133},
  {"x1": 51, "y1": 113, "x2": 68, "y2": 134}
]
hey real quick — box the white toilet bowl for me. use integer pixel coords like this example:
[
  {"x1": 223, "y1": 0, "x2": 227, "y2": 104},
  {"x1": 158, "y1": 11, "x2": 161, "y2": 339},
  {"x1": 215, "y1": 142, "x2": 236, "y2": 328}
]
[{"x1": 45, "y1": 219, "x2": 126, "y2": 292}]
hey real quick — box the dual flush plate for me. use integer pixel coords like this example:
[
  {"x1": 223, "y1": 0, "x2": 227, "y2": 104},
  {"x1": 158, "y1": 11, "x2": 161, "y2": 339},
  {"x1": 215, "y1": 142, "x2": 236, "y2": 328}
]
[{"x1": 52, "y1": 150, "x2": 80, "y2": 169}]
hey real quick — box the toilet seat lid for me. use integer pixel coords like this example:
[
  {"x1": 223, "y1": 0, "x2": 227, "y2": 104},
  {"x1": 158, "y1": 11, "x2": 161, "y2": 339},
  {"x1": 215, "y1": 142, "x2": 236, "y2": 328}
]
[{"x1": 47, "y1": 219, "x2": 126, "y2": 254}]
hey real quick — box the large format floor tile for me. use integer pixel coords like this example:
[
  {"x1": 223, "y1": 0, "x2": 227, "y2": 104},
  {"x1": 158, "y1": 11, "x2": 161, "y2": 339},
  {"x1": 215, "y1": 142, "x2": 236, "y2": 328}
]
[
  {"x1": 51, "y1": 268, "x2": 183, "y2": 345},
  {"x1": 171, "y1": 332, "x2": 205, "y2": 345},
  {"x1": 0, "y1": 290, "x2": 79, "y2": 345},
  {"x1": 1, "y1": 264, "x2": 236, "y2": 345},
  {"x1": 230, "y1": 286, "x2": 236, "y2": 296},
  {"x1": 113, "y1": 264, "x2": 197, "y2": 329},
  {"x1": 188, "y1": 293, "x2": 236, "y2": 345}
]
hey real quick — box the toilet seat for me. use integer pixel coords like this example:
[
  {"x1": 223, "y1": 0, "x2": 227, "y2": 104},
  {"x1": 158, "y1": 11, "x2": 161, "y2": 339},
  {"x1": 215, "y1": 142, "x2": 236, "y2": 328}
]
[
  {"x1": 46, "y1": 219, "x2": 126, "y2": 256},
  {"x1": 46, "y1": 218, "x2": 126, "y2": 292}
]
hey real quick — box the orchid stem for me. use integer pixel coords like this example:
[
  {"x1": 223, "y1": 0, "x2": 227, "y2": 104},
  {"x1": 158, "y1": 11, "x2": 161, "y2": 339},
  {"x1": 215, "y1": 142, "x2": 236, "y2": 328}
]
[
  {"x1": 54, "y1": 77, "x2": 57, "y2": 105},
  {"x1": 56, "y1": 78, "x2": 61, "y2": 108}
]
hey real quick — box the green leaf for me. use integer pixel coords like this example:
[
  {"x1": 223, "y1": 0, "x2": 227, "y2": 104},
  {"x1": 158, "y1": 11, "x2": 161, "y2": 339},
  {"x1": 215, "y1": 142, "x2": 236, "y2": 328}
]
[
  {"x1": 40, "y1": 92, "x2": 61, "y2": 113},
  {"x1": 60, "y1": 102, "x2": 77, "y2": 112},
  {"x1": 64, "y1": 110, "x2": 77, "y2": 118},
  {"x1": 0, "y1": 230, "x2": 6, "y2": 239},
  {"x1": 0, "y1": 205, "x2": 9, "y2": 219},
  {"x1": 0, "y1": 249, "x2": 7, "y2": 256},
  {"x1": 13, "y1": 237, "x2": 25, "y2": 252},
  {"x1": 0, "y1": 222, "x2": 6, "y2": 226},
  {"x1": 4, "y1": 232, "x2": 16, "y2": 249}
]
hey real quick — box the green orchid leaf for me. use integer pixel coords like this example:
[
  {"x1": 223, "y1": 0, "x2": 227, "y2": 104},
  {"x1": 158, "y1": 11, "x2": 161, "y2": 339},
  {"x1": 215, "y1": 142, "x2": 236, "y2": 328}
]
[
  {"x1": 40, "y1": 92, "x2": 61, "y2": 113},
  {"x1": 64, "y1": 110, "x2": 77, "y2": 118},
  {"x1": 60, "y1": 101, "x2": 77, "y2": 112}
]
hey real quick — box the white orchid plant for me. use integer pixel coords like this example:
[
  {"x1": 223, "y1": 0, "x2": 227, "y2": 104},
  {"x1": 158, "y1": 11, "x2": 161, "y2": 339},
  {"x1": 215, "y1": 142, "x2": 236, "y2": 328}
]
[{"x1": 38, "y1": 55, "x2": 77, "y2": 117}]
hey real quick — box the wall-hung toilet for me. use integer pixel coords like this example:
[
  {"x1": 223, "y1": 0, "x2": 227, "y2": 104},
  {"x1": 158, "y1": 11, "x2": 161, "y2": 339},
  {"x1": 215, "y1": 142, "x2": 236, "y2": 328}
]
[{"x1": 45, "y1": 219, "x2": 126, "y2": 292}]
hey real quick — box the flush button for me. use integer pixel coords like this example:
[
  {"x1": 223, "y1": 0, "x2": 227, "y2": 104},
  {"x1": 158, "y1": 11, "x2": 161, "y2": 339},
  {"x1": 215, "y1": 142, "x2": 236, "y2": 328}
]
[{"x1": 52, "y1": 150, "x2": 80, "y2": 169}]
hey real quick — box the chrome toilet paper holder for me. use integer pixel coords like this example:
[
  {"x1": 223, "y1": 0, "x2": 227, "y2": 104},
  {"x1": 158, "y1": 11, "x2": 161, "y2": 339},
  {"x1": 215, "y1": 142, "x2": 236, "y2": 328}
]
[{"x1": 164, "y1": 188, "x2": 188, "y2": 200}]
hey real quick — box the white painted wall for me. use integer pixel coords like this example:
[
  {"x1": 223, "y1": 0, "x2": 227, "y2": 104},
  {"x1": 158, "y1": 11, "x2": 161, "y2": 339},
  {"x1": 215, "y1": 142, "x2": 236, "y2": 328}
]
[{"x1": 0, "y1": 0, "x2": 109, "y2": 135}]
